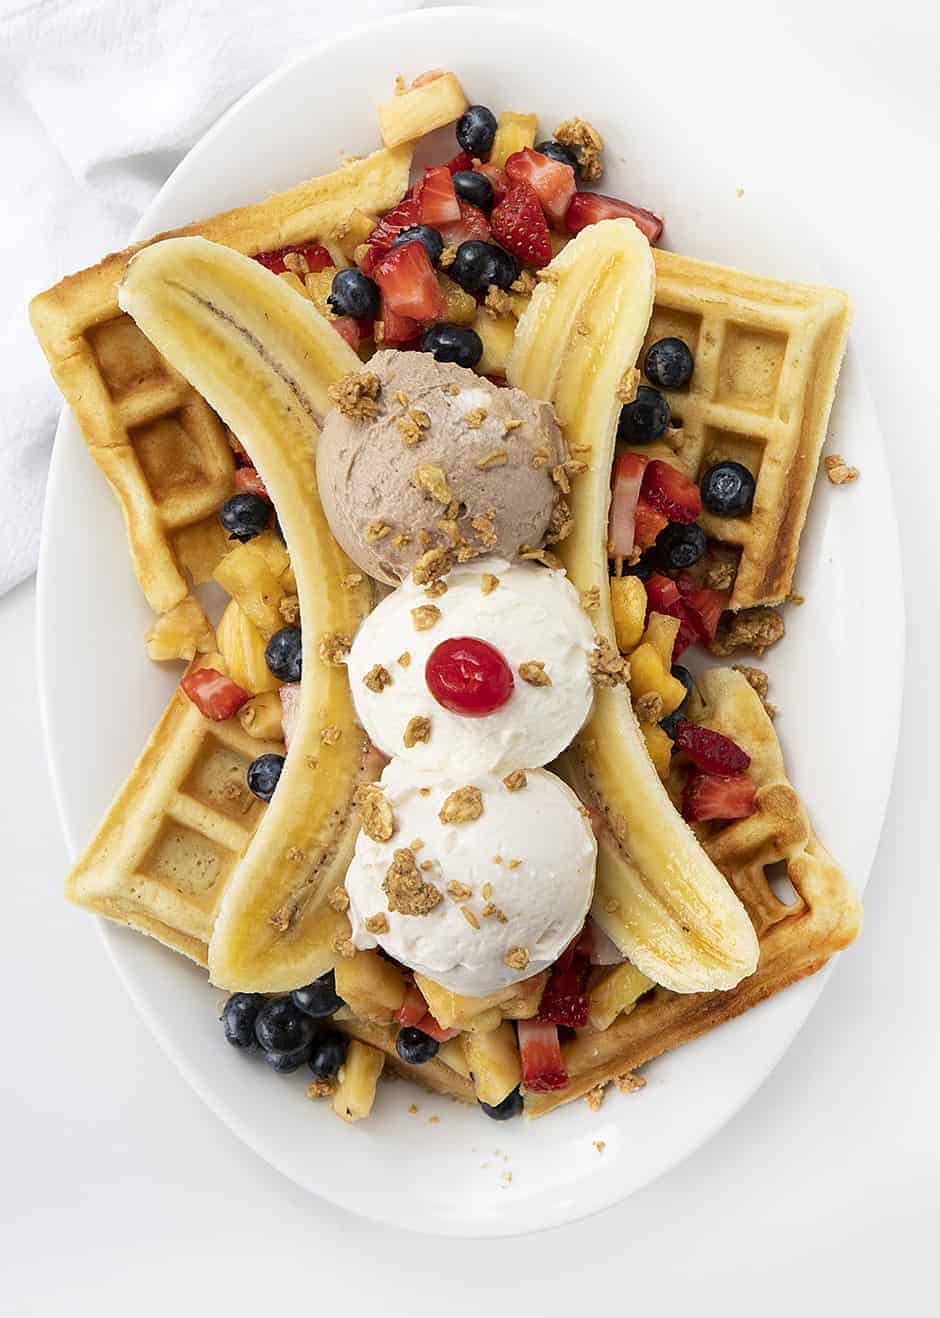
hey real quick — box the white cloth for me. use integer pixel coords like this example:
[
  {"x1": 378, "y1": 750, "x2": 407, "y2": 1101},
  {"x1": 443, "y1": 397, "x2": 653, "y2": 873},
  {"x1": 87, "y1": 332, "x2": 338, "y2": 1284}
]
[{"x1": 0, "y1": 0, "x2": 417, "y2": 595}]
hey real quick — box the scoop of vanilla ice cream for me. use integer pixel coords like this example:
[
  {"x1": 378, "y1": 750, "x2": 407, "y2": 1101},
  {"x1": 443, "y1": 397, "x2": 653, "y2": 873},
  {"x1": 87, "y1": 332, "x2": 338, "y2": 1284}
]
[
  {"x1": 346, "y1": 759, "x2": 597, "y2": 996},
  {"x1": 346, "y1": 557, "x2": 596, "y2": 775},
  {"x1": 315, "y1": 349, "x2": 568, "y2": 585}
]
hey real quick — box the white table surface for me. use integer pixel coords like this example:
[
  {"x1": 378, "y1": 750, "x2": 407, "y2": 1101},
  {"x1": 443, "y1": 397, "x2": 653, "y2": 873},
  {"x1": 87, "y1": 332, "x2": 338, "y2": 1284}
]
[{"x1": 3, "y1": 0, "x2": 938, "y2": 1312}]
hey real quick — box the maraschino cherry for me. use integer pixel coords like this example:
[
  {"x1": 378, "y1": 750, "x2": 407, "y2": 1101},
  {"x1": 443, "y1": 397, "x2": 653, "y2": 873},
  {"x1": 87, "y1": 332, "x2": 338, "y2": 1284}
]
[{"x1": 425, "y1": 636, "x2": 514, "y2": 717}]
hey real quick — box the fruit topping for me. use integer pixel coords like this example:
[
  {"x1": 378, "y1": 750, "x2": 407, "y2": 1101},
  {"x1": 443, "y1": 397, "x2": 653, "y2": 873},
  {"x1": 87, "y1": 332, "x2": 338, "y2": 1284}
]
[
  {"x1": 181, "y1": 667, "x2": 249, "y2": 721},
  {"x1": 633, "y1": 496, "x2": 670, "y2": 551},
  {"x1": 682, "y1": 770, "x2": 757, "y2": 823},
  {"x1": 517, "y1": 1018, "x2": 568, "y2": 1092},
  {"x1": 254, "y1": 243, "x2": 333, "y2": 275},
  {"x1": 534, "y1": 138, "x2": 580, "y2": 173},
  {"x1": 362, "y1": 194, "x2": 421, "y2": 264},
  {"x1": 417, "y1": 165, "x2": 461, "y2": 226},
  {"x1": 395, "y1": 1026, "x2": 440, "y2": 1065},
  {"x1": 700, "y1": 461, "x2": 756, "y2": 517},
  {"x1": 221, "y1": 992, "x2": 265, "y2": 1049},
  {"x1": 425, "y1": 635, "x2": 515, "y2": 716},
  {"x1": 490, "y1": 181, "x2": 552, "y2": 267},
  {"x1": 474, "y1": 162, "x2": 509, "y2": 202},
  {"x1": 292, "y1": 970, "x2": 343, "y2": 1018},
  {"x1": 395, "y1": 982, "x2": 430, "y2": 1028},
  {"x1": 645, "y1": 572, "x2": 682, "y2": 614},
  {"x1": 478, "y1": 1086, "x2": 524, "y2": 1121},
  {"x1": 233, "y1": 466, "x2": 270, "y2": 501},
  {"x1": 536, "y1": 941, "x2": 590, "y2": 1028},
  {"x1": 674, "y1": 721, "x2": 751, "y2": 774},
  {"x1": 456, "y1": 104, "x2": 498, "y2": 158},
  {"x1": 505, "y1": 147, "x2": 576, "y2": 229},
  {"x1": 219, "y1": 491, "x2": 271, "y2": 542},
  {"x1": 246, "y1": 752, "x2": 285, "y2": 802},
  {"x1": 617, "y1": 385, "x2": 670, "y2": 445},
  {"x1": 308, "y1": 1031, "x2": 348, "y2": 1082},
  {"x1": 640, "y1": 459, "x2": 702, "y2": 524},
  {"x1": 678, "y1": 584, "x2": 729, "y2": 645},
  {"x1": 327, "y1": 267, "x2": 381, "y2": 320},
  {"x1": 446, "y1": 151, "x2": 474, "y2": 174},
  {"x1": 420, "y1": 322, "x2": 483, "y2": 368},
  {"x1": 254, "y1": 997, "x2": 316, "y2": 1060},
  {"x1": 659, "y1": 663, "x2": 694, "y2": 738},
  {"x1": 391, "y1": 224, "x2": 445, "y2": 265},
  {"x1": 437, "y1": 200, "x2": 492, "y2": 247},
  {"x1": 452, "y1": 169, "x2": 494, "y2": 211},
  {"x1": 644, "y1": 337, "x2": 694, "y2": 390},
  {"x1": 413, "y1": 1013, "x2": 461, "y2": 1043},
  {"x1": 564, "y1": 191, "x2": 663, "y2": 243},
  {"x1": 655, "y1": 522, "x2": 707, "y2": 570},
  {"x1": 608, "y1": 451, "x2": 648, "y2": 557},
  {"x1": 449, "y1": 239, "x2": 517, "y2": 292},
  {"x1": 373, "y1": 240, "x2": 445, "y2": 323},
  {"x1": 379, "y1": 298, "x2": 421, "y2": 346},
  {"x1": 265, "y1": 626, "x2": 302, "y2": 684},
  {"x1": 331, "y1": 317, "x2": 370, "y2": 350}
]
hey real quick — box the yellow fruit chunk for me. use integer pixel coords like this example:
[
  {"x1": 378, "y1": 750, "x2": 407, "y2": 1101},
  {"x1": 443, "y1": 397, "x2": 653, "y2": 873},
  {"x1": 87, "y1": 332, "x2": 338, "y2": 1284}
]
[
  {"x1": 239, "y1": 690, "x2": 285, "y2": 740},
  {"x1": 464, "y1": 1021, "x2": 522, "y2": 1107},
  {"x1": 437, "y1": 1037, "x2": 472, "y2": 1079},
  {"x1": 629, "y1": 642, "x2": 688, "y2": 716},
  {"x1": 213, "y1": 542, "x2": 286, "y2": 638},
  {"x1": 333, "y1": 1039, "x2": 384, "y2": 1122},
  {"x1": 438, "y1": 273, "x2": 477, "y2": 325},
  {"x1": 250, "y1": 529, "x2": 290, "y2": 580},
  {"x1": 415, "y1": 974, "x2": 519, "y2": 1030},
  {"x1": 144, "y1": 596, "x2": 214, "y2": 662},
  {"x1": 378, "y1": 73, "x2": 469, "y2": 148},
  {"x1": 335, "y1": 209, "x2": 377, "y2": 261},
  {"x1": 490, "y1": 111, "x2": 538, "y2": 169},
  {"x1": 335, "y1": 949, "x2": 407, "y2": 1025},
  {"x1": 303, "y1": 268, "x2": 336, "y2": 320},
  {"x1": 473, "y1": 310, "x2": 516, "y2": 377},
  {"x1": 609, "y1": 575, "x2": 647, "y2": 654},
  {"x1": 642, "y1": 611, "x2": 680, "y2": 670},
  {"x1": 642, "y1": 722, "x2": 674, "y2": 780},
  {"x1": 216, "y1": 600, "x2": 280, "y2": 694},
  {"x1": 586, "y1": 961, "x2": 655, "y2": 1032}
]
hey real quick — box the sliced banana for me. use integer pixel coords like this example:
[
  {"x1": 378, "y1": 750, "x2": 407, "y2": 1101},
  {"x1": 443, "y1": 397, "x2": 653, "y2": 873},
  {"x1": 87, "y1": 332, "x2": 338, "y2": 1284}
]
[
  {"x1": 120, "y1": 236, "x2": 374, "y2": 991},
  {"x1": 509, "y1": 220, "x2": 759, "y2": 993}
]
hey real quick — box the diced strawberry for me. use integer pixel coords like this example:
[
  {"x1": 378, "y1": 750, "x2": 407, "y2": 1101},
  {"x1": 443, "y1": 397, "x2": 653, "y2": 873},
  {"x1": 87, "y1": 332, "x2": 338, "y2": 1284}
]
[
  {"x1": 475, "y1": 162, "x2": 509, "y2": 202},
  {"x1": 181, "y1": 668, "x2": 249, "y2": 722},
  {"x1": 536, "y1": 944, "x2": 590, "y2": 1028},
  {"x1": 417, "y1": 165, "x2": 460, "y2": 226},
  {"x1": 633, "y1": 494, "x2": 670, "y2": 550},
  {"x1": 640, "y1": 460, "x2": 702, "y2": 524},
  {"x1": 437, "y1": 199, "x2": 492, "y2": 247},
  {"x1": 362, "y1": 194, "x2": 421, "y2": 262},
  {"x1": 373, "y1": 241, "x2": 444, "y2": 323},
  {"x1": 518, "y1": 1019, "x2": 568, "y2": 1093},
  {"x1": 645, "y1": 572, "x2": 681, "y2": 614},
  {"x1": 672, "y1": 606, "x2": 701, "y2": 661},
  {"x1": 682, "y1": 770, "x2": 757, "y2": 823},
  {"x1": 608, "y1": 451, "x2": 648, "y2": 557},
  {"x1": 395, "y1": 982, "x2": 429, "y2": 1028},
  {"x1": 378, "y1": 295, "x2": 421, "y2": 346},
  {"x1": 279, "y1": 683, "x2": 300, "y2": 750},
  {"x1": 678, "y1": 585, "x2": 729, "y2": 644},
  {"x1": 565, "y1": 192, "x2": 664, "y2": 244},
  {"x1": 675, "y1": 721, "x2": 751, "y2": 774},
  {"x1": 254, "y1": 243, "x2": 334, "y2": 275},
  {"x1": 490, "y1": 181, "x2": 552, "y2": 267},
  {"x1": 447, "y1": 151, "x2": 473, "y2": 175},
  {"x1": 411, "y1": 68, "x2": 444, "y2": 87},
  {"x1": 413, "y1": 1013, "x2": 460, "y2": 1043},
  {"x1": 331, "y1": 316, "x2": 369, "y2": 349},
  {"x1": 233, "y1": 466, "x2": 270, "y2": 501},
  {"x1": 505, "y1": 147, "x2": 576, "y2": 229}
]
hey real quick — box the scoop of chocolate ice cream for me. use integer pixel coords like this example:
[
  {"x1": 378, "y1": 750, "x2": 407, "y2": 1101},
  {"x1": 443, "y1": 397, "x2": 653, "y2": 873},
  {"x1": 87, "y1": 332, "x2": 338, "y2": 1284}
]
[{"x1": 316, "y1": 349, "x2": 568, "y2": 585}]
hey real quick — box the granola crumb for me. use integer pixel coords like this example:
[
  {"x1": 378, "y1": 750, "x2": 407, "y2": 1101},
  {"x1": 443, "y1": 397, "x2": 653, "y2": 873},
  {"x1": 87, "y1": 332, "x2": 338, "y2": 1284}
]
[
  {"x1": 616, "y1": 1071, "x2": 647, "y2": 1094},
  {"x1": 466, "y1": 406, "x2": 489, "y2": 430},
  {"x1": 704, "y1": 558, "x2": 738, "y2": 592},
  {"x1": 439, "y1": 245, "x2": 458, "y2": 269},
  {"x1": 420, "y1": 860, "x2": 433, "y2": 871},
  {"x1": 711, "y1": 607, "x2": 785, "y2": 657},
  {"x1": 503, "y1": 417, "x2": 524, "y2": 433},
  {"x1": 394, "y1": 390, "x2": 410, "y2": 406},
  {"x1": 447, "y1": 880, "x2": 473, "y2": 901},
  {"x1": 504, "y1": 947, "x2": 529, "y2": 971},
  {"x1": 503, "y1": 769, "x2": 527, "y2": 792},
  {"x1": 546, "y1": 497, "x2": 574, "y2": 545},
  {"x1": 589, "y1": 636, "x2": 629, "y2": 687},
  {"x1": 328, "y1": 886, "x2": 350, "y2": 913},
  {"x1": 537, "y1": 268, "x2": 559, "y2": 284},
  {"x1": 492, "y1": 855, "x2": 503, "y2": 865},
  {"x1": 412, "y1": 546, "x2": 452, "y2": 586},
  {"x1": 366, "y1": 519, "x2": 391, "y2": 542},
  {"x1": 408, "y1": 1103, "x2": 418, "y2": 1114},
  {"x1": 329, "y1": 371, "x2": 380, "y2": 420},
  {"x1": 551, "y1": 463, "x2": 571, "y2": 494},
  {"x1": 341, "y1": 572, "x2": 364, "y2": 591},
  {"x1": 476, "y1": 447, "x2": 508, "y2": 469},
  {"x1": 635, "y1": 691, "x2": 664, "y2": 724},
  {"x1": 425, "y1": 579, "x2": 449, "y2": 599},
  {"x1": 278, "y1": 595, "x2": 300, "y2": 625},
  {"x1": 365, "y1": 912, "x2": 389, "y2": 935},
  {"x1": 824, "y1": 453, "x2": 859, "y2": 485},
  {"x1": 787, "y1": 592, "x2": 805, "y2": 606},
  {"x1": 594, "y1": 1139, "x2": 606, "y2": 1153},
  {"x1": 520, "y1": 544, "x2": 562, "y2": 568},
  {"x1": 481, "y1": 882, "x2": 492, "y2": 901},
  {"x1": 412, "y1": 463, "x2": 452, "y2": 504},
  {"x1": 398, "y1": 651, "x2": 412, "y2": 668},
  {"x1": 529, "y1": 447, "x2": 550, "y2": 469},
  {"x1": 507, "y1": 859, "x2": 522, "y2": 871},
  {"x1": 307, "y1": 1079, "x2": 335, "y2": 1099},
  {"x1": 555, "y1": 116, "x2": 605, "y2": 181},
  {"x1": 616, "y1": 366, "x2": 640, "y2": 404},
  {"x1": 580, "y1": 586, "x2": 600, "y2": 611},
  {"x1": 584, "y1": 1084, "x2": 606, "y2": 1112},
  {"x1": 411, "y1": 604, "x2": 442, "y2": 631},
  {"x1": 428, "y1": 1115, "x2": 440, "y2": 1125},
  {"x1": 471, "y1": 509, "x2": 498, "y2": 547},
  {"x1": 483, "y1": 284, "x2": 514, "y2": 318},
  {"x1": 510, "y1": 269, "x2": 537, "y2": 295},
  {"x1": 332, "y1": 934, "x2": 356, "y2": 959},
  {"x1": 355, "y1": 783, "x2": 396, "y2": 843},
  {"x1": 403, "y1": 715, "x2": 431, "y2": 748},
  {"x1": 439, "y1": 785, "x2": 484, "y2": 824},
  {"x1": 461, "y1": 905, "x2": 481, "y2": 930},
  {"x1": 320, "y1": 724, "x2": 342, "y2": 745},
  {"x1": 304, "y1": 754, "x2": 318, "y2": 770},
  {"x1": 394, "y1": 73, "x2": 407, "y2": 94},
  {"x1": 518, "y1": 660, "x2": 551, "y2": 687},
  {"x1": 419, "y1": 786, "x2": 431, "y2": 796},
  {"x1": 481, "y1": 572, "x2": 500, "y2": 595},
  {"x1": 382, "y1": 848, "x2": 442, "y2": 916},
  {"x1": 409, "y1": 837, "x2": 424, "y2": 852},
  {"x1": 397, "y1": 413, "x2": 428, "y2": 446},
  {"x1": 732, "y1": 664, "x2": 770, "y2": 700},
  {"x1": 363, "y1": 664, "x2": 393, "y2": 693}
]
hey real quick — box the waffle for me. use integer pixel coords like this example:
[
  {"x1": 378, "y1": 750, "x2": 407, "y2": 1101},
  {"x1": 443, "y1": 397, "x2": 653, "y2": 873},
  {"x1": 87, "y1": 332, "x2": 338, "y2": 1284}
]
[
  {"x1": 29, "y1": 146, "x2": 413, "y2": 614},
  {"x1": 644, "y1": 250, "x2": 852, "y2": 610},
  {"x1": 65, "y1": 653, "x2": 283, "y2": 964},
  {"x1": 525, "y1": 667, "x2": 861, "y2": 1116},
  {"x1": 336, "y1": 1016, "x2": 475, "y2": 1102}
]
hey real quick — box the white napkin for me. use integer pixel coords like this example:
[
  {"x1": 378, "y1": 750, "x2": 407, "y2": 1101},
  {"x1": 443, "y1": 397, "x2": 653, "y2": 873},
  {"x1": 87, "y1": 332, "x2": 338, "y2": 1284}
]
[{"x1": 0, "y1": 0, "x2": 417, "y2": 596}]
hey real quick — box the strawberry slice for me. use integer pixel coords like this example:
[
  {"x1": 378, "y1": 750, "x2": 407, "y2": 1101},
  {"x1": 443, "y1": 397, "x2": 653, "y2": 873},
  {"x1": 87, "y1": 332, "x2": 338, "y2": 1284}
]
[
  {"x1": 417, "y1": 165, "x2": 461, "y2": 226},
  {"x1": 437, "y1": 199, "x2": 492, "y2": 247},
  {"x1": 447, "y1": 151, "x2": 474, "y2": 175},
  {"x1": 279, "y1": 682, "x2": 301, "y2": 750},
  {"x1": 640, "y1": 460, "x2": 702, "y2": 524},
  {"x1": 233, "y1": 466, "x2": 270, "y2": 501},
  {"x1": 331, "y1": 316, "x2": 372, "y2": 350},
  {"x1": 490, "y1": 182, "x2": 552, "y2": 267},
  {"x1": 645, "y1": 572, "x2": 681, "y2": 614},
  {"x1": 678, "y1": 584, "x2": 729, "y2": 644},
  {"x1": 378, "y1": 295, "x2": 421, "y2": 346},
  {"x1": 374, "y1": 241, "x2": 444, "y2": 323},
  {"x1": 362, "y1": 193, "x2": 421, "y2": 265},
  {"x1": 682, "y1": 770, "x2": 756, "y2": 822},
  {"x1": 565, "y1": 192, "x2": 664, "y2": 243},
  {"x1": 505, "y1": 147, "x2": 576, "y2": 229},
  {"x1": 608, "y1": 452, "x2": 648, "y2": 557},
  {"x1": 254, "y1": 243, "x2": 333, "y2": 275},
  {"x1": 671, "y1": 607, "x2": 701, "y2": 661},
  {"x1": 395, "y1": 983, "x2": 429, "y2": 1028},
  {"x1": 633, "y1": 495, "x2": 670, "y2": 550},
  {"x1": 518, "y1": 1019, "x2": 568, "y2": 1092},
  {"x1": 475, "y1": 162, "x2": 509, "y2": 202},
  {"x1": 181, "y1": 668, "x2": 249, "y2": 722},
  {"x1": 675, "y1": 721, "x2": 751, "y2": 774},
  {"x1": 413, "y1": 1013, "x2": 461, "y2": 1043},
  {"x1": 536, "y1": 945, "x2": 590, "y2": 1028}
]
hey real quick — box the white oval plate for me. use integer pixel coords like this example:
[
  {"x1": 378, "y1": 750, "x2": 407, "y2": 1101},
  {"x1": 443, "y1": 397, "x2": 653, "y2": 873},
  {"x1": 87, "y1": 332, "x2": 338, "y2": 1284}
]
[{"x1": 38, "y1": 7, "x2": 903, "y2": 1236}]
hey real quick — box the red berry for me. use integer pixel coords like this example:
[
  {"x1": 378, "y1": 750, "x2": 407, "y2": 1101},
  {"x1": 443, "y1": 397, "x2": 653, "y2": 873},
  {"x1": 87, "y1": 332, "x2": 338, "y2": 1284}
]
[
  {"x1": 564, "y1": 192, "x2": 664, "y2": 243},
  {"x1": 671, "y1": 607, "x2": 701, "y2": 661},
  {"x1": 677, "y1": 583, "x2": 729, "y2": 643},
  {"x1": 682, "y1": 770, "x2": 756, "y2": 822},
  {"x1": 447, "y1": 151, "x2": 474, "y2": 175},
  {"x1": 233, "y1": 466, "x2": 269, "y2": 501},
  {"x1": 180, "y1": 668, "x2": 249, "y2": 722},
  {"x1": 640, "y1": 459, "x2": 702, "y2": 524},
  {"x1": 518, "y1": 1019, "x2": 568, "y2": 1092},
  {"x1": 373, "y1": 241, "x2": 444, "y2": 323},
  {"x1": 475, "y1": 162, "x2": 509, "y2": 202},
  {"x1": 674, "y1": 721, "x2": 751, "y2": 774},
  {"x1": 536, "y1": 945, "x2": 590, "y2": 1028},
  {"x1": 425, "y1": 636, "x2": 514, "y2": 717},
  {"x1": 378, "y1": 295, "x2": 421, "y2": 346},
  {"x1": 633, "y1": 494, "x2": 670, "y2": 550},
  {"x1": 437, "y1": 199, "x2": 492, "y2": 247},
  {"x1": 413, "y1": 1012, "x2": 460, "y2": 1043},
  {"x1": 395, "y1": 983, "x2": 430, "y2": 1028},
  {"x1": 608, "y1": 452, "x2": 648, "y2": 557},
  {"x1": 362, "y1": 194, "x2": 421, "y2": 262},
  {"x1": 645, "y1": 572, "x2": 681, "y2": 614},
  {"x1": 331, "y1": 316, "x2": 362, "y2": 349},
  {"x1": 505, "y1": 147, "x2": 576, "y2": 229},
  {"x1": 490, "y1": 182, "x2": 552, "y2": 267},
  {"x1": 253, "y1": 243, "x2": 333, "y2": 275},
  {"x1": 417, "y1": 165, "x2": 461, "y2": 226}
]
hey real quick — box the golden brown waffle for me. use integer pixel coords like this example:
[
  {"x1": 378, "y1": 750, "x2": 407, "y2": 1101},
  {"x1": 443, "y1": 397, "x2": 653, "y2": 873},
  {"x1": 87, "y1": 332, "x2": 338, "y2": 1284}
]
[
  {"x1": 525, "y1": 667, "x2": 861, "y2": 1116},
  {"x1": 66, "y1": 653, "x2": 283, "y2": 964},
  {"x1": 336, "y1": 1016, "x2": 474, "y2": 1102},
  {"x1": 29, "y1": 146, "x2": 413, "y2": 614},
  {"x1": 643, "y1": 250, "x2": 851, "y2": 609}
]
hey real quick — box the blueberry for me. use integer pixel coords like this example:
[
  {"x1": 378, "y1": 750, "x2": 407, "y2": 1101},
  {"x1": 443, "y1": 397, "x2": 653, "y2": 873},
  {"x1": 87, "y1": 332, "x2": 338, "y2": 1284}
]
[
  {"x1": 391, "y1": 224, "x2": 445, "y2": 265},
  {"x1": 449, "y1": 240, "x2": 502, "y2": 293},
  {"x1": 612, "y1": 554, "x2": 653, "y2": 581},
  {"x1": 327, "y1": 267, "x2": 380, "y2": 319},
  {"x1": 644, "y1": 337, "x2": 694, "y2": 390},
  {"x1": 655, "y1": 522, "x2": 707, "y2": 571},
  {"x1": 420, "y1": 322, "x2": 483, "y2": 369},
  {"x1": 535, "y1": 139, "x2": 579, "y2": 172},
  {"x1": 456, "y1": 105, "x2": 497, "y2": 158},
  {"x1": 247, "y1": 753, "x2": 285, "y2": 803},
  {"x1": 395, "y1": 1027, "x2": 439, "y2": 1065},
  {"x1": 617, "y1": 386, "x2": 670, "y2": 445},
  {"x1": 265, "y1": 626, "x2": 301, "y2": 682},
  {"x1": 660, "y1": 664, "x2": 695, "y2": 739},
  {"x1": 308, "y1": 1030, "x2": 348, "y2": 1081},
  {"x1": 478, "y1": 1086, "x2": 523, "y2": 1121},
  {"x1": 452, "y1": 170, "x2": 494, "y2": 212},
  {"x1": 700, "y1": 461, "x2": 756, "y2": 517},
  {"x1": 263, "y1": 1042, "x2": 314, "y2": 1074},
  {"x1": 254, "y1": 997, "x2": 316, "y2": 1055},
  {"x1": 292, "y1": 970, "x2": 343, "y2": 1019},
  {"x1": 219, "y1": 492, "x2": 270, "y2": 543},
  {"x1": 488, "y1": 244, "x2": 519, "y2": 291},
  {"x1": 221, "y1": 992, "x2": 265, "y2": 1049}
]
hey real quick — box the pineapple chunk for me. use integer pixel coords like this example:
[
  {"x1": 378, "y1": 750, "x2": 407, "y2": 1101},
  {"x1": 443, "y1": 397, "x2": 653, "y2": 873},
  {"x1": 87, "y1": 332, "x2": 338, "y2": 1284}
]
[
  {"x1": 250, "y1": 529, "x2": 290, "y2": 580},
  {"x1": 378, "y1": 72, "x2": 469, "y2": 148},
  {"x1": 304, "y1": 268, "x2": 336, "y2": 319},
  {"x1": 415, "y1": 974, "x2": 515, "y2": 1030},
  {"x1": 239, "y1": 690, "x2": 285, "y2": 740},
  {"x1": 213, "y1": 542, "x2": 286, "y2": 637},
  {"x1": 144, "y1": 596, "x2": 214, "y2": 662},
  {"x1": 438, "y1": 273, "x2": 478, "y2": 325},
  {"x1": 586, "y1": 961, "x2": 655, "y2": 1032},
  {"x1": 216, "y1": 600, "x2": 280, "y2": 694},
  {"x1": 333, "y1": 1039, "x2": 384, "y2": 1123},
  {"x1": 473, "y1": 311, "x2": 516, "y2": 377},
  {"x1": 490, "y1": 111, "x2": 538, "y2": 169},
  {"x1": 499, "y1": 970, "x2": 548, "y2": 1019},
  {"x1": 464, "y1": 1021, "x2": 522, "y2": 1107},
  {"x1": 609, "y1": 575, "x2": 647, "y2": 654},
  {"x1": 629, "y1": 642, "x2": 688, "y2": 715},
  {"x1": 438, "y1": 1038, "x2": 472, "y2": 1080},
  {"x1": 642, "y1": 611, "x2": 681, "y2": 670},
  {"x1": 335, "y1": 949, "x2": 407, "y2": 1025},
  {"x1": 335, "y1": 209, "x2": 378, "y2": 261},
  {"x1": 643, "y1": 722, "x2": 674, "y2": 780}
]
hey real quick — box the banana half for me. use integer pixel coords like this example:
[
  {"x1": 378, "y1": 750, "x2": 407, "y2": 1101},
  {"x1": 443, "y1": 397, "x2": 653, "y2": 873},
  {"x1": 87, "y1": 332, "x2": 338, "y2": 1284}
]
[
  {"x1": 508, "y1": 220, "x2": 759, "y2": 993},
  {"x1": 120, "y1": 237, "x2": 374, "y2": 991}
]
